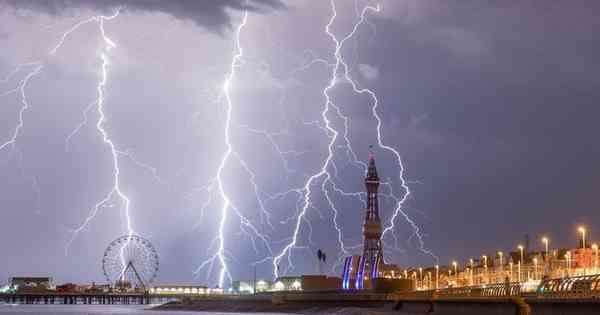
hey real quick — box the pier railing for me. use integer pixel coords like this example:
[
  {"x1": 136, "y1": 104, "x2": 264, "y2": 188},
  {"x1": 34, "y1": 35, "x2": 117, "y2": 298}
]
[
  {"x1": 536, "y1": 274, "x2": 600, "y2": 298},
  {"x1": 399, "y1": 274, "x2": 600, "y2": 300},
  {"x1": 396, "y1": 282, "x2": 522, "y2": 299}
]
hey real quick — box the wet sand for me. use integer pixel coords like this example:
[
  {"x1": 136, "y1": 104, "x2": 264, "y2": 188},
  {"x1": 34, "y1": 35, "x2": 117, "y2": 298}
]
[{"x1": 153, "y1": 299, "x2": 402, "y2": 314}]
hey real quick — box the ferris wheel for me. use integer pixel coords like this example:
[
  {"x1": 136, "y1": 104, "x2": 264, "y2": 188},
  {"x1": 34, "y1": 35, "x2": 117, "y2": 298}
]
[{"x1": 102, "y1": 235, "x2": 159, "y2": 290}]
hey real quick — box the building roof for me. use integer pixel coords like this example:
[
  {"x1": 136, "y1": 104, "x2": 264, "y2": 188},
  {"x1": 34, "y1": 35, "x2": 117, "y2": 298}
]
[
  {"x1": 10, "y1": 277, "x2": 52, "y2": 282},
  {"x1": 152, "y1": 284, "x2": 208, "y2": 288}
]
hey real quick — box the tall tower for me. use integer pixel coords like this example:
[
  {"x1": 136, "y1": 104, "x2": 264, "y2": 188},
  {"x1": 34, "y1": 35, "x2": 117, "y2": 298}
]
[
  {"x1": 362, "y1": 153, "x2": 383, "y2": 277},
  {"x1": 342, "y1": 153, "x2": 386, "y2": 290}
]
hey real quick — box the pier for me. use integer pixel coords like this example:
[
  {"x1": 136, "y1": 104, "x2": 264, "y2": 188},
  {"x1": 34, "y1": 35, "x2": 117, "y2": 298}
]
[{"x1": 0, "y1": 292, "x2": 176, "y2": 305}]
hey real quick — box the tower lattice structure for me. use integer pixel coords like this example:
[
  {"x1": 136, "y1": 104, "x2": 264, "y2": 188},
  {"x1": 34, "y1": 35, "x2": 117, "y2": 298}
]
[{"x1": 362, "y1": 154, "x2": 383, "y2": 277}]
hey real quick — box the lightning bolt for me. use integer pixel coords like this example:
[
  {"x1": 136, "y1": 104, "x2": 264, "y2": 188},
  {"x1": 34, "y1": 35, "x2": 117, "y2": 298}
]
[
  {"x1": 0, "y1": 9, "x2": 138, "y2": 258},
  {"x1": 1, "y1": 1, "x2": 438, "y2": 288},
  {"x1": 58, "y1": 10, "x2": 138, "y2": 261},
  {"x1": 193, "y1": 9, "x2": 302, "y2": 288},
  {"x1": 332, "y1": 4, "x2": 438, "y2": 262},
  {"x1": 0, "y1": 64, "x2": 43, "y2": 153},
  {"x1": 194, "y1": 10, "x2": 253, "y2": 288},
  {"x1": 1, "y1": 14, "x2": 105, "y2": 154},
  {"x1": 274, "y1": 0, "x2": 437, "y2": 277}
]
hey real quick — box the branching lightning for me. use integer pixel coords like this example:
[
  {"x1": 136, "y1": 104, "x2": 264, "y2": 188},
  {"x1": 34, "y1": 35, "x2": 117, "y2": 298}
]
[
  {"x1": 273, "y1": 0, "x2": 437, "y2": 277},
  {"x1": 193, "y1": 10, "x2": 275, "y2": 288},
  {"x1": 1, "y1": 0, "x2": 438, "y2": 288},
  {"x1": 0, "y1": 8, "x2": 140, "y2": 258},
  {"x1": 64, "y1": 9, "x2": 139, "y2": 259}
]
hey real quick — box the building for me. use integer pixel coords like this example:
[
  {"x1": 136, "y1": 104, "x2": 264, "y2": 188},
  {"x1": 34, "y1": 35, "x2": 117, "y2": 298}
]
[
  {"x1": 9, "y1": 277, "x2": 54, "y2": 292},
  {"x1": 272, "y1": 276, "x2": 302, "y2": 292},
  {"x1": 300, "y1": 275, "x2": 342, "y2": 291},
  {"x1": 150, "y1": 284, "x2": 211, "y2": 295},
  {"x1": 56, "y1": 283, "x2": 80, "y2": 293},
  {"x1": 232, "y1": 275, "x2": 342, "y2": 293},
  {"x1": 232, "y1": 280, "x2": 272, "y2": 294}
]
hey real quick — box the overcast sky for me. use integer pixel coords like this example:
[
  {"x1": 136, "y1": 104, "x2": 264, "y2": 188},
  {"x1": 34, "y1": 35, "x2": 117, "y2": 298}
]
[{"x1": 1, "y1": 0, "x2": 600, "y2": 287}]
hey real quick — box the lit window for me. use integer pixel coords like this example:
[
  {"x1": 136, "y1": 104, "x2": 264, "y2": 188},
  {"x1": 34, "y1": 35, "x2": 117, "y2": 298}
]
[
  {"x1": 291, "y1": 280, "x2": 301, "y2": 290},
  {"x1": 274, "y1": 281, "x2": 285, "y2": 291}
]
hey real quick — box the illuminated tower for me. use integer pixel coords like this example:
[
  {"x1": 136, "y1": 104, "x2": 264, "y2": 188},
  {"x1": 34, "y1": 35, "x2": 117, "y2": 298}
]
[
  {"x1": 359, "y1": 154, "x2": 384, "y2": 286},
  {"x1": 342, "y1": 153, "x2": 385, "y2": 289}
]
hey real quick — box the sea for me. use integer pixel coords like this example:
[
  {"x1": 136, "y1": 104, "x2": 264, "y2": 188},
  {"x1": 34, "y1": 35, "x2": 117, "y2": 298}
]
[{"x1": 0, "y1": 305, "x2": 285, "y2": 315}]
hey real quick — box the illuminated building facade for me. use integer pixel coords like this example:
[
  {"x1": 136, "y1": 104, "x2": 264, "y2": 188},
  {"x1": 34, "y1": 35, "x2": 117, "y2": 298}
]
[{"x1": 150, "y1": 284, "x2": 213, "y2": 295}]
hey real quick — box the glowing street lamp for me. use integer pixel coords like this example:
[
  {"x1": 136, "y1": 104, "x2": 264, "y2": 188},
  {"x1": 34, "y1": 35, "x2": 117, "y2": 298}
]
[
  {"x1": 435, "y1": 265, "x2": 439, "y2": 290},
  {"x1": 469, "y1": 258, "x2": 474, "y2": 285},
  {"x1": 565, "y1": 251, "x2": 571, "y2": 276},
  {"x1": 452, "y1": 261, "x2": 458, "y2": 282},
  {"x1": 579, "y1": 227, "x2": 587, "y2": 248},
  {"x1": 427, "y1": 271, "x2": 432, "y2": 289},
  {"x1": 482, "y1": 255, "x2": 488, "y2": 269},
  {"x1": 593, "y1": 244, "x2": 599, "y2": 271},
  {"x1": 482, "y1": 255, "x2": 488, "y2": 284},
  {"x1": 518, "y1": 245, "x2": 524, "y2": 264}
]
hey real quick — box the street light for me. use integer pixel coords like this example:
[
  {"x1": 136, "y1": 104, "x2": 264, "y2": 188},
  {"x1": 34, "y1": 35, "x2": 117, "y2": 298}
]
[
  {"x1": 593, "y1": 244, "x2": 599, "y2": 272},
  {"x1": 565, "y1": 251, "x2": 571, "y2": 276},
  {"x1": 452, "y1": 261, "x2": 458, "y2": 283},
  {"x1": 427, "y1": 271, "x2": 432, "y2": 290},
  {"x1": 579, "y1": 227, "x2": 586, "y2": 248},
  {"x1": 518, "y1": 245, "x2": 524, "y2": 264},
  {"x1": 542, "y1": 237, "x2": 549, "y2": 258},
  {"x1": 469, "y1": 258, "x2": 474, "y2": 285},
  {"x1": 435, "y1": 265, "x2": 439, "y2": 290},
  {"x1": 482, "y1": 255, "x2": 488, "y2": 268},
  {"x1": 482, "y1": 255, "x2": 488, "y2": 284}
]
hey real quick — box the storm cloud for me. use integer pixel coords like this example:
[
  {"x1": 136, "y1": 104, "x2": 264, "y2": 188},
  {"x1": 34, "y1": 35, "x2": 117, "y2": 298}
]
[{"x1": 0, "y1": 0, "x2": 284, "y2": 32}]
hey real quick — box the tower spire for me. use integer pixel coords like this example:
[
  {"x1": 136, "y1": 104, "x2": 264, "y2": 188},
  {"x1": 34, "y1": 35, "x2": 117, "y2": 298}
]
[
  {"x1": 361, "y1": 152, "x2": 383, "y2": 282},
  {"x1": 366, "y1": 152, "x2": 379, "y2": 182}
]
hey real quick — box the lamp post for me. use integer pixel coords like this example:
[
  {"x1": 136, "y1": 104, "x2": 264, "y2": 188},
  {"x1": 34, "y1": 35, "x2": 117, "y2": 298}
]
[
  {"x1": 452, "y1": 261, "x2": 458, "y2": 284},
  {"x1": 469, "y1": 258, "x2": 474, "y2": 285},
  {"x1": 427, "y1": 271, "x2": 432, "y2": 290},
  {"x1": 593, "y1": 244, "x2": 599, "y2": 273},
  {"x1": 579, "y1": 227, "x2": 586, "y2": 249},
  {"x1": 518, "y1": 245, "x2": 524, "y2": 265},
  {"x1": 482, "y1": 255, "x2": 488, "y2": 284},
  {"x1": 435, "y1": 265, "x2": 439, "y2": 290},
  {"x1": 565, "y1": 251, "x2": 571, "y2": 276}
]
